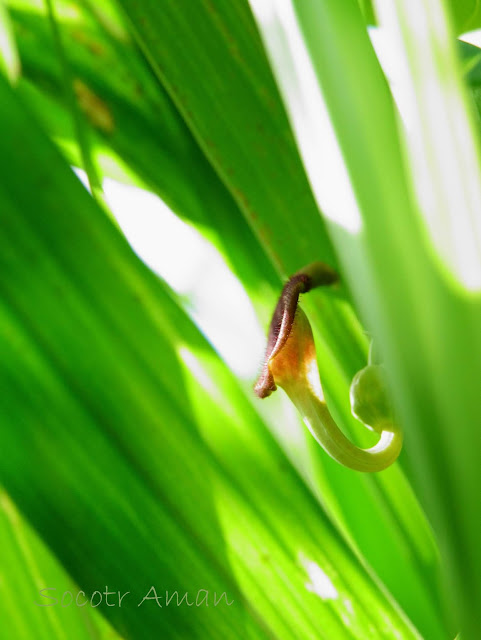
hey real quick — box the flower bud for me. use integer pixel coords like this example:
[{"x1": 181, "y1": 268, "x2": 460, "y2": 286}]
[{"x1": 349, "y1": 365, "x2": 395, "y2": 434}]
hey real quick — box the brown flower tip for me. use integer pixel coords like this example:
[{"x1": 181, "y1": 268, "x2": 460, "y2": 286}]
[{"x1": 254, "y1": 262, "x2": 338, "y2": 398}]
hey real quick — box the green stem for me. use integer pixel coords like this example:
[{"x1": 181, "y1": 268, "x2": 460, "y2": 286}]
[{"x1": 285, "y1": 381, "x2": 403, "y2": 472}]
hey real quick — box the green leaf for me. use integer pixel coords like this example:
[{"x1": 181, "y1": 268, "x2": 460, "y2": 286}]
[
  {"x1": 0, "y1": 491, "x2": 121, "y2": 640},
  {"x1": 105, "y1": 0, "x2": 446, "y2": 636},
  {"x1": 0, "y1": 74, "x2": 420, "y2": 639},
  {"x1": 250, "y1": 0, "x2": 481, "y2": 636}
]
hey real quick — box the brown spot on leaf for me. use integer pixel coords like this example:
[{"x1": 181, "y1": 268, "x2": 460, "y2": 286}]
[{"x1": 73, "y1": 79, "x2": 115, "y2": 134}]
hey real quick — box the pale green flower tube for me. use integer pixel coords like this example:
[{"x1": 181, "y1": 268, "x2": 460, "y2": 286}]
[{"x1": 286, "y1": 365, "x2": 403, "y2": 473}]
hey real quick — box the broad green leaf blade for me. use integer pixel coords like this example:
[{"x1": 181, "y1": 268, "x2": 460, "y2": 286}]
[
  {"x1": 0, "y1": 75, "x2": 419, "y2": 639},
  {"x1": 250, "y1": 0, "x2": 481, "y2": 636},
  {"x1": 0, "y1": 491, "x2": 122, "y2": 640}
]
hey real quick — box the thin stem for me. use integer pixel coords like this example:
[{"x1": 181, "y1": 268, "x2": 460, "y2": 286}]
[{"x1": 286, "y1": 381, "x2": 403, "y2": 472}]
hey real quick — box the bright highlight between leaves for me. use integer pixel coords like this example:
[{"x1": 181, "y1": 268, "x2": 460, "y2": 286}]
[{"x1": 255, "y1": 262, "x2": 403, "y2": 472}]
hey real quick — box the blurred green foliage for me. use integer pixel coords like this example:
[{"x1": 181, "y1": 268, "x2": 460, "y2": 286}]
[{"x1": 1, "y1": 0, "x2": 480, "y2": 638}]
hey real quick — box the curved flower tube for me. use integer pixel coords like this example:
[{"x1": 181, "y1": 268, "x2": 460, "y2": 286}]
[{"x1": 254, "y1": 262, "x2": 402, "y2": 472}]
